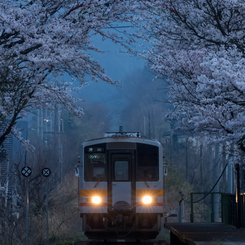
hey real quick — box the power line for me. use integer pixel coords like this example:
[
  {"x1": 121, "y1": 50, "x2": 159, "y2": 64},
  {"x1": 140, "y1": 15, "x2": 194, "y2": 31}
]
[
  {"x1": 183, "y1": 162, "x2": 228, "y2": 204},
  {"x1": 104, "y1": 25, "x2": 133, "y2": 29}
]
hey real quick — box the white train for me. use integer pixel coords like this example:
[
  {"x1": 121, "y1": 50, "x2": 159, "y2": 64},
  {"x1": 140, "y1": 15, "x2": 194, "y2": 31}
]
[{"x1": 76, "y1": 128, "x2": 164, "y2": 241}]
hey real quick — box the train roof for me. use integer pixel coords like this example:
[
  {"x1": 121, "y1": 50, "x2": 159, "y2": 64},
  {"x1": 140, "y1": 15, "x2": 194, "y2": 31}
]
[
  {"x1": 83, "y1": 131, "x2": 161, "y2": 147},
  {"x1": 82, "y1": 126, "x2": 162, "y2": 147}
]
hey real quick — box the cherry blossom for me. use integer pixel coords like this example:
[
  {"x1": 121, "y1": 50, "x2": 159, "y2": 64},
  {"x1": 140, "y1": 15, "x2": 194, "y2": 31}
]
[
  {"x1": 0, "y1": 0, "x2": 134, "y2": 147},
  {"x1": 132, "y1": 0, "x2": 245, "y2": 151}
]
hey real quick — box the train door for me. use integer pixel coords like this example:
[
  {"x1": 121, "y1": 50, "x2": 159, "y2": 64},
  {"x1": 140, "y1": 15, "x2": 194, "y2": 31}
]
[{"x1": 108, "y1": 152, "x2": 135, "y2": 211}]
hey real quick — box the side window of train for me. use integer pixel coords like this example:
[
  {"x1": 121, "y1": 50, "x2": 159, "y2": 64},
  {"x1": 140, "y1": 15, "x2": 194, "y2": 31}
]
[
  {"x1": 84, "y1": 144, "x2": 107, "y2": 181},
  {"x1": 137, "y1": 143, "x2": 159, "y2": 181}
]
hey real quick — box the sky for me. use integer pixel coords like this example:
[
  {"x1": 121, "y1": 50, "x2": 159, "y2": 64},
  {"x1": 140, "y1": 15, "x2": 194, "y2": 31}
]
[
  {"x1": 28, "y1": 29, "x2": 149, "y2": 132},
  {"x1": 78, "y1": 34, "x2": 146, "y2": 130}
]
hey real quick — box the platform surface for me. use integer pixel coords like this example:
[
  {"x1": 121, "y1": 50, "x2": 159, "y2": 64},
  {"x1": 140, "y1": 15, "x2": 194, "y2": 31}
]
[{"x1": 164, "y1": 222, "x2": 245, "y2": 245}]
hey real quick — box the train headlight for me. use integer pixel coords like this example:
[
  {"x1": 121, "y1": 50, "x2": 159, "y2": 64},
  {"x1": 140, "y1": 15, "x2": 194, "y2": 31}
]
[
  {"x1": 92, "y1": 196, "x2": 101, "y2": 204},
  {"x1": 142, "y1": 195, "x2": 152, "y2": 204}
]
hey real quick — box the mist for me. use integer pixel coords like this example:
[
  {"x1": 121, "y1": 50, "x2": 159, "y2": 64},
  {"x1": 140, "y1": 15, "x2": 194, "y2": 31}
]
[{"x1": 78, "y1": 35, "x2": 169, "y2": 133}]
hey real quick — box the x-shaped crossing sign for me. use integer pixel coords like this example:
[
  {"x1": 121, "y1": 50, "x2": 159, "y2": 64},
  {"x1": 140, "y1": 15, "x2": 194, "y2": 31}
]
[
  {"x1": 21, "y1": 166, "x2": 32, "y2": 177},
  {"x1": 42, "y1": 168, "x2": 51, "y2": 177}
]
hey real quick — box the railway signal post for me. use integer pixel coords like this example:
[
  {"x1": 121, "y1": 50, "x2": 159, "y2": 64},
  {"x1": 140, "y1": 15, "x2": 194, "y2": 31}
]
[
  {"x1": 21, "y1": 166, "x2": 32, "y2": 245},
  {"x1": 42, "y1": 168, "x2": 51, "y2": 245}
]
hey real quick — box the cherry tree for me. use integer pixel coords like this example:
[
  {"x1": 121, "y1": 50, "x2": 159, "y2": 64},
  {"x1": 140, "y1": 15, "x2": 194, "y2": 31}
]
[
  {"x1": 0, "y1": 0, "x2": 133, "y2": 148},
  {"x1": 132, "y1": 0, "x2": 245, "y2": 151}
]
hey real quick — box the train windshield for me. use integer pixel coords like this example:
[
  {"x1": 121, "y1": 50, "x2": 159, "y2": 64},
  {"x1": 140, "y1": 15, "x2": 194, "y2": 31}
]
[
  {"x1": 114, "y1": 160, "x2": 129, "y2": 181},
  {"x1": 137, "y1": 143, "x2": 159, "y2": 181},
  {"x1": 111, "y1": 153, "x2": 132, "y2": 181},
  {"x1": 84, "y1": 144, "x2": 106, "y2": 181}
]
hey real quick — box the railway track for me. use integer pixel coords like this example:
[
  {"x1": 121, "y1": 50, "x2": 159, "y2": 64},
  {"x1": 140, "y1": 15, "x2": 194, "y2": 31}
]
[{"x1": 75, "y1": 240, "x2": 169, "y2": 245}]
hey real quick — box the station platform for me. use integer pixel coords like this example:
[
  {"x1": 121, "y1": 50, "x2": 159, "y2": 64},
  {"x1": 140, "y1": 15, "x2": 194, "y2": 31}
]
[{"x1": 164, "y1": 222, "x2": 245, "y2": 245}]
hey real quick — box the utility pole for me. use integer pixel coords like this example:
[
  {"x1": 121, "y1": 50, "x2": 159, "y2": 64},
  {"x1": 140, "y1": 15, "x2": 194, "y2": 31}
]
[
  {"x1": 227, "y1": 145, "x2": 234, "y2": 194},
  {"x1": 235, "y1": 164, "x2": 241, "y2": 228},
  {"x1": 152, "y1": 109, "x2": 155, "y2": 139},
  {"x1": 185, "y1": 136, "x2": 188, "y2": 180},
  {"x1": 170, "y1": 129, "x2": 173, "y2": 164},
  {"x1": 148, "y1": 111, "x2": 151, "y2": 139},
  {"x1": 4, "y1": 159, "x2": 9, "y2": 207},
  {"x1": 213, "y1": 144, "x2": 220, "y2": 222},
  {"x1": 207, "y1": 145, "x2": 212, "y2": 172},
  {"x1": 59, "y1": 136, "x2": 63, "y2": 180},
  {"x1": 200, "y1": 143, "x2": 203, "y2": 191},
  {"x1": 221, "y1": 144, "x2": 226, "y2": 191}
]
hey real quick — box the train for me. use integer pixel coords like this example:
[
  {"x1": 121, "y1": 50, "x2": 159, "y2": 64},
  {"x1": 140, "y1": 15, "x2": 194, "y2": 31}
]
[{"x1": 75, "y1": 127, "x2": 164, "y2": 241}]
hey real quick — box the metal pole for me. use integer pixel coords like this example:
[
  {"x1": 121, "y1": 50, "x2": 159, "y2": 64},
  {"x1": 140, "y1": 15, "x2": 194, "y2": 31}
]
[
  {"x1": 178, "y1": 192, "x2": 184, "y2": 223},
  {"x1": 26, "y1": 178, "x2": 29, "y2": 245},
  {"x1": 235, "y1": 164, "x2": 241, "y2": 229},
  {"x1": 190, "y1": 193, "x2": 194, "y2": 222},
  {"x1": 46, "y1": 180, "x2": 49, "y2": 245},
  {"x1": 211, "y1": 193, "x2": 214, "y2": 222}
]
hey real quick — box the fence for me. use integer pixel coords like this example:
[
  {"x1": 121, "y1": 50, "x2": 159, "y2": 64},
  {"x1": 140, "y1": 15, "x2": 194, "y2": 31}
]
[
  {"x1": 221, "y1": 193, "x2": 245, "y2": 227},
  {"x1": 190, "y1": 192, "x2": 221, "y2": 223},
  {"x1": 190, "y1": 192, "x2": 245, "y2": 228}
]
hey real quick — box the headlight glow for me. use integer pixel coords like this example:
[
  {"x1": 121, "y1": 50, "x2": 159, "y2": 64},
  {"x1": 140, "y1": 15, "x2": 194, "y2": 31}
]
[
  {"x1": 142, "y1": 195, "x2": 152, "y2": 204},
  {"x1": 92, "y1": 196, "x2": 101, "y2": 204}
]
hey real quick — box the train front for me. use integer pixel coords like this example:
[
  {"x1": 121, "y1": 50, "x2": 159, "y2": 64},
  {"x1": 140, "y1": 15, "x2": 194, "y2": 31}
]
[{"x1": 76, "y1": 133, "x2": 164, "y2": 241}]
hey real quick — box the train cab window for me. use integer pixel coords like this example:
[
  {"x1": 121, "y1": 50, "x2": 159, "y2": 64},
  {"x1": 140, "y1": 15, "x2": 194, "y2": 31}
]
[
  {"x1": 93, "y1": 167, "x2": 105, "y2": 178},
  {"x1": 137, "y1": 143, "x2": 159, "y2": 181},
  {"x1": 114, "y1": 160, "x2": 129, "y2": 181},
  {"x1": 84, "y1": 144, "x2": 106, "y2": 181}
]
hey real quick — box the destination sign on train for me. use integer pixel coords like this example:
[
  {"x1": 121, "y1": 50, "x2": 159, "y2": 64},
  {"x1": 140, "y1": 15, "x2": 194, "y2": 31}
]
[{"x1": 88, "y1": 155, "x2": 102, "y2": 159}]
